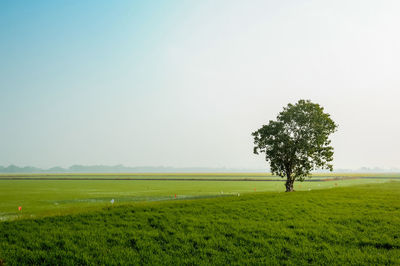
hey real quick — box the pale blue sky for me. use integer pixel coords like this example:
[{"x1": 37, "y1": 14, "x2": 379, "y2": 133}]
[{"x1": 1, "y1": 0, "x2": 399, "y2": 169}]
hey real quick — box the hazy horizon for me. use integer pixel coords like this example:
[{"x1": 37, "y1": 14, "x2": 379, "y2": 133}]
[
  {"x1": 1, "y1": 0, "x2": 399, "y2": 170},
  {"x1": 1, "y1": 163, "x2": 399, "y2": 174}
]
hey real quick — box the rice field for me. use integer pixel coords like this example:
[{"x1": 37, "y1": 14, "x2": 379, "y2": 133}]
[
  {"x1": 0, "y1": 173, "x2": 397, "y2": 221},
  {"x1": 0, "y1": 179, "x2": 399, "y2": 265}
]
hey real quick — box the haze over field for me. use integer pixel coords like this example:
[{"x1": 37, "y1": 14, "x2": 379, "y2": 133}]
[{"x1": 1, "y1": 0, "x2": 399, "y2": 170}]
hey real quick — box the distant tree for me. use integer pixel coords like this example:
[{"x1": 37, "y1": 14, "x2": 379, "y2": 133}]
[{"x1": 252, "y1": 100, "x2": 338, "y2": 192}]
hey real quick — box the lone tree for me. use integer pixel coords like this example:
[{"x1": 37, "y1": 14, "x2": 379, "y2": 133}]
[{"x1": 252, "y1": 100, "x2": 338, "y2": 192}]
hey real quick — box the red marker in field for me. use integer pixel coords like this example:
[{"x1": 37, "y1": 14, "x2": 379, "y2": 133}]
[
  {"x1": 254, "y1": 188, "x2": 256, "y2": 192},
  {"x1": 175, "y1": 194, "x2": 176, "y2": 198},
  {"x1": 18, "y1": 206, "x2": 22, "y2": 211}
]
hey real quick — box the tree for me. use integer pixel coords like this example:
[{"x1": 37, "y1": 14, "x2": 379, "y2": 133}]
[{"x1": 252, "y1": 100, "x2": 338, "y2": 192}]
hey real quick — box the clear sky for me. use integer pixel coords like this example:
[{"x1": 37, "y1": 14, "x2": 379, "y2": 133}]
[{"x1": 1, "y1": 0, "x2": 399, "y2": 170}]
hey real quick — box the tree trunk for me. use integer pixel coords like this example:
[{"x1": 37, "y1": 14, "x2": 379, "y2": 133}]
[{"x1": 285, "y1": 176, "x2": 294, "y2": 192}]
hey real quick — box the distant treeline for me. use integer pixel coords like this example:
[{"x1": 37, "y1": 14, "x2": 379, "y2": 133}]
[
  {"x1": 0, "y1": 165, "x2": 398, "y2": 174},
  {"x1": 0, "y1": 165, "x2": 267, "y2": 174}
]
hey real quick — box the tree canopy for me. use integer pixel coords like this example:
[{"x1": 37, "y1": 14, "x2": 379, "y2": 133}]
[{"x1": 252, "y1": 100, "x2": 338, "y2": 192}]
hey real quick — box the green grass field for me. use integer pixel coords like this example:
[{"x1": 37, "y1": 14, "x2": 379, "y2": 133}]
[
  {"x1": 0, "y1": 173, "x2": 399, "y2": 265},
  {"x1": 2, "y1": 172, "x2": 399, "y2": 179},
  {"x1": 0, "y1": 180, "x2": 399, "y2": 265},
  {"x1": 0, "y1": 173, "x2": 396, "y2": 221}
]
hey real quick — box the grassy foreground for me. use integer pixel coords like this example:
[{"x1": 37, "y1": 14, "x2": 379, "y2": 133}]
[{"x1": 1, "y1": 182, "x2": 399, "y2": 265}]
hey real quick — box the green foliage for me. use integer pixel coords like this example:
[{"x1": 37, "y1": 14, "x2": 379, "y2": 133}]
[
  {"x1": 253, "y1": 100, "x2": 338, "y2": 191},
  {"x1": 0, "y1": 183, "x2": 399, "y2": 265}
]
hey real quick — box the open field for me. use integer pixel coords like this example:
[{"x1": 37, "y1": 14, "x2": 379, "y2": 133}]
[
  {"x1": 0, "y1": 173, "x2": 398, "y2": 220},
  {"x1": 0, "y1": 182, "x2": 399, "y2": 265},
  {"x1": 1, "y1": 172, "x2": 400, "y2": 180}
]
